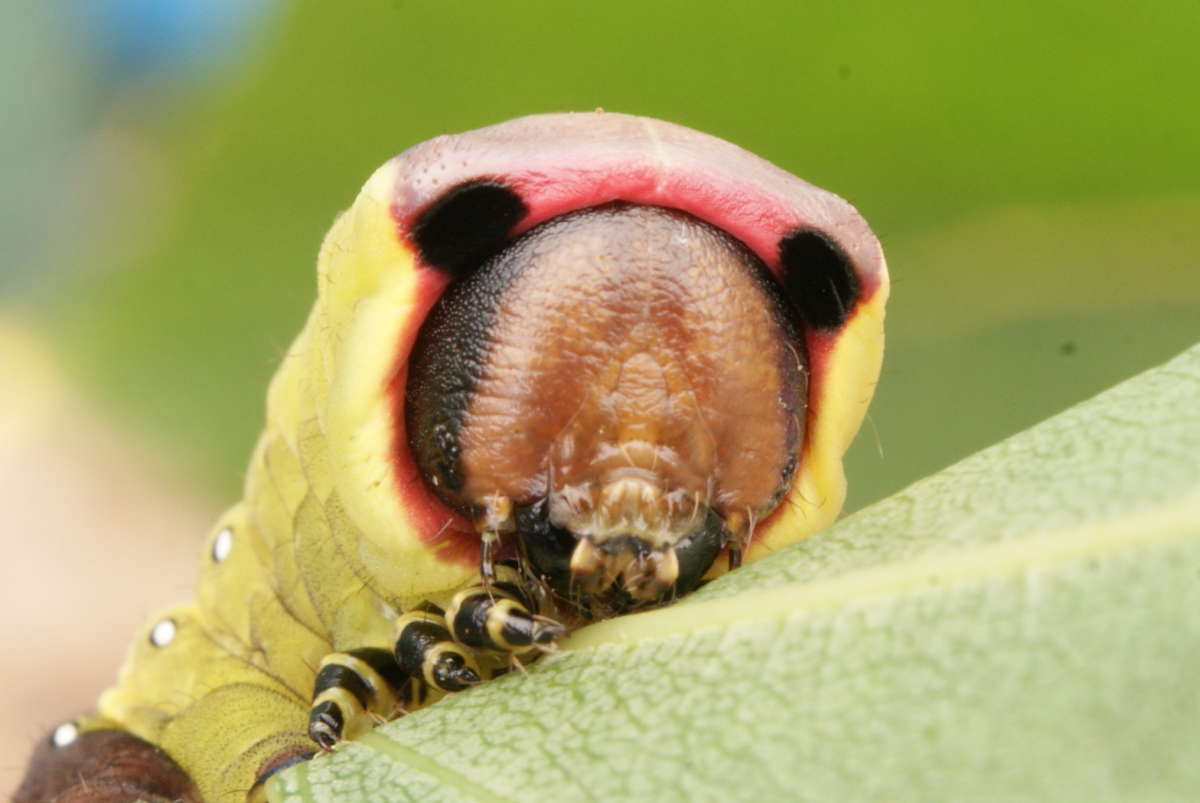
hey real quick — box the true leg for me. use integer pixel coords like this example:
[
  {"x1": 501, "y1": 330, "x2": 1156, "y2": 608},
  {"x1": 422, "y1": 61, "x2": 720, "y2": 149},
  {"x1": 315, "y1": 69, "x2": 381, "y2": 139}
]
[
  {"x1": 307, "y1": 647, "x2": 415, "y2": 751},
  {"x1": 445, "y1": 576, "x2": 565, "y2": 654}
]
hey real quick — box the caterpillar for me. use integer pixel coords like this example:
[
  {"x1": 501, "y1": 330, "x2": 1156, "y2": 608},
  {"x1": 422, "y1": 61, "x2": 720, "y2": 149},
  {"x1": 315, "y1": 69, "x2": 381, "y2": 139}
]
[{"x1": 17, "y1": 112, "x2": 888, "y2": 802}]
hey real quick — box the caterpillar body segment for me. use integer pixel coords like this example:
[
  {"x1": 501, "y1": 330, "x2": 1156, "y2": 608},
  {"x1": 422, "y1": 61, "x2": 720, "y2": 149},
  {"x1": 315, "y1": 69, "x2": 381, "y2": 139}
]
[{"x1": 17, "y1": 722, "x2": 201, "y2": 803}]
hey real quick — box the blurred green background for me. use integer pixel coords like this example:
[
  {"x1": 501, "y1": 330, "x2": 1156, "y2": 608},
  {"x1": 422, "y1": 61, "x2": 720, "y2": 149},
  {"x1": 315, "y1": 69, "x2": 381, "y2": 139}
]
[{"x1": 7, "y1": 0, "x2": 1200, "y2": 511}]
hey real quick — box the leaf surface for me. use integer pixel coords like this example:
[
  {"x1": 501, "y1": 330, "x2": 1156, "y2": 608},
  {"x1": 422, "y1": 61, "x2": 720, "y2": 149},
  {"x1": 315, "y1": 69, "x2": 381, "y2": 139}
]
[{"x1": 272, "y1": 344, "x2": 1200, "y2": 802}]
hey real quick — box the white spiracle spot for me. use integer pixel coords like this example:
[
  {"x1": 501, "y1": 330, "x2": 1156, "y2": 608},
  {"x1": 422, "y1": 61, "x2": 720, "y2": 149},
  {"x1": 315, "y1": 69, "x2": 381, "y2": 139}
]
[
  {"x1": 149, "y1": 618, "x2": 177, "y2": 647},
  {"x1": 51, "y1": 721, "x2": 79, "y2": 748},
  {"x1": 212, "y1": 526, "x2": 234, "y2": 563}
]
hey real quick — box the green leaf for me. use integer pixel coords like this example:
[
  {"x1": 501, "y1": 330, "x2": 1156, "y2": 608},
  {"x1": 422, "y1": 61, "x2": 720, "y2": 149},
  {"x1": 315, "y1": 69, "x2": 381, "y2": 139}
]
[{"x1": 271, "y1": 344, "x2": 1200, "y2": 802}]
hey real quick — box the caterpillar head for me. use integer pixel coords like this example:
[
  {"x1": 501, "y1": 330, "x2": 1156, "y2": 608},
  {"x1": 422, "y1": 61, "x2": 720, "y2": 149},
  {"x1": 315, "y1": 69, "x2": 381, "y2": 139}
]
[
  {"x1": 311, "y1": 112, "x2": 887, "y2": 618},
  {"x1": 408, "y1": 202, "x2": 806, "y2": 616}
]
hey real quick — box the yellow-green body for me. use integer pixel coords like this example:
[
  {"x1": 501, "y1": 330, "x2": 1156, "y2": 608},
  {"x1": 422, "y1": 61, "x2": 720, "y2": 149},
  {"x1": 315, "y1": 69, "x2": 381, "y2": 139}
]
[
  {"x1": 94, "y1": 165, "x2": 479, "y2": 801},
  {"x1": 76, "y1": 112, "x2": 888, "y2": 802}
]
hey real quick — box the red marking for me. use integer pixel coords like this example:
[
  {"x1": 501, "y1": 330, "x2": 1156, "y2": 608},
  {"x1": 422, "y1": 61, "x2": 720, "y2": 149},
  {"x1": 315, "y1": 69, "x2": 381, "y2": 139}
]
[
  {"x1": 388, "y1": 113, "x2": 885, "y2": 297},
  {"x1": 384, "y1": 113, "x2": 886, "y2": 564},
  {"x1": 739, "y1": 323, "x2": 843, "y2": 546},
  {"x1": 386, "y1": 266, "x2": 478, "y2": 566}
]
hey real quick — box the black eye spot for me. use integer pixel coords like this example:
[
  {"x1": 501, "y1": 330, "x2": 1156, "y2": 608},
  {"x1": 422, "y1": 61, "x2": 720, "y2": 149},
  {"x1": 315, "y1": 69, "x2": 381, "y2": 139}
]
[
  {"x1": 778, "y1": 228, "x2": 861, "y2": 329},
  {"x1": 411, "y1": 180, "x2": 528, "y2": 275}
]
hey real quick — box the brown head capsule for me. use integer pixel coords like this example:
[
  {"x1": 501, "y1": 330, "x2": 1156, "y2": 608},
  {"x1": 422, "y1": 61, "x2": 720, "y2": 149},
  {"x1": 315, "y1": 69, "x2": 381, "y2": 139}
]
[{"x1": 407, "y1": 203, "x2": 806, "y2": 615}]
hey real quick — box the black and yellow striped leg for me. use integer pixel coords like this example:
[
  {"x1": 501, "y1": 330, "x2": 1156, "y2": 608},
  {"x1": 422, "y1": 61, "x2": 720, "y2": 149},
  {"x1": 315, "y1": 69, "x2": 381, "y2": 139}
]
[
  {"x1": 307, "y1": 647, "x2": 415, "y2": 751},
  {"x1": 445, "y1": 580, "x2": 565, "y2": 655},
  {"x1": 393, "y1": 605, "x2": 484, "y2": 693}
]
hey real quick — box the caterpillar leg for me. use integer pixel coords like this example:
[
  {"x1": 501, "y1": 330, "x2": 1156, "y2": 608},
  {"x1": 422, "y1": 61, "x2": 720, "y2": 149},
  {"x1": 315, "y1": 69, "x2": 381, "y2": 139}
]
[
  {"x1": 307, "y1": 647, "x2": 420, "y2": 751},
  {"x1": 393, "y1": 603, "x2": 486, "y2": 692},
  {"x1": 466, "y1": 495, "x2": 566, "y2": 655},
  {"x1": 303, "y1": 607, "x2": 485, "y2": 752},
  {"x1": 445, "y1": 575, "x2": 565, "y2": 655},
  {"x1": 17, "y1": 719, "x2": 200, "y2": 803},
  {"x1": 475, "y1": 493, "x2": 516, "y2": 585},
  {"x1": 303, "y1": 567, "x2": 567, "y2": 753}
]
